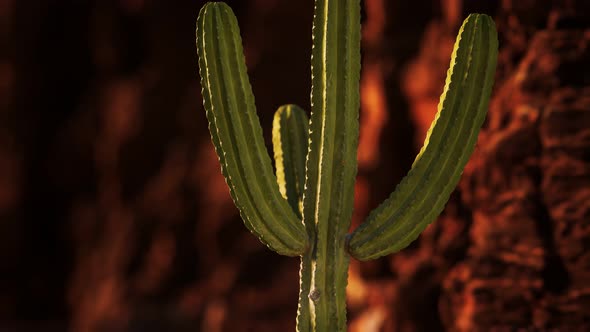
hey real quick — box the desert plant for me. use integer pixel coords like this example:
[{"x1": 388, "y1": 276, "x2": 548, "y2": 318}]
[{"x1": 196, "y1": 1, "x2": 497, "y2": 331}]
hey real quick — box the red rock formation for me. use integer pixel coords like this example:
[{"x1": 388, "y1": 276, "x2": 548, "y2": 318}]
[{"x1": 439, "y1": 3, "x2": 590, "y2": 331}]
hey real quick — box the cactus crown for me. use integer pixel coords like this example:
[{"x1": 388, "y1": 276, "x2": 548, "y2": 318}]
[{"x1": 196, "y1": 1, "x2": 497, "y2": 331}]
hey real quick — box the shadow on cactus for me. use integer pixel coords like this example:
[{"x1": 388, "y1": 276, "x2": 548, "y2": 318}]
[{"x1": 196, "y1": 1, "x2": 498, "y2": 331}]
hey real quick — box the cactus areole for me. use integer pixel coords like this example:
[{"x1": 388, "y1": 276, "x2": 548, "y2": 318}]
[{"x1": 196, "y1": 1, "x2": 498, "y2": 331}]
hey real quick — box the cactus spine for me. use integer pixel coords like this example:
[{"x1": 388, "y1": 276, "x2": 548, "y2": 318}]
[{"x1": 196, "y1": 1, "x2": 497, "y2": 331}]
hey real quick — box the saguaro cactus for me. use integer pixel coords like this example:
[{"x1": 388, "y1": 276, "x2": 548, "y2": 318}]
[{"x1": 196, "y1": 1, "x2": 497, "y2": 331}]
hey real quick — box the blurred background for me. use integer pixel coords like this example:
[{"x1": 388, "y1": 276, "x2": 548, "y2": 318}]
[{"x1": 1, "y1": 0, "x2": 589, "y2": 331}]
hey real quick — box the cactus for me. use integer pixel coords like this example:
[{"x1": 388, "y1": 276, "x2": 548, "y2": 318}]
[{"x1": 196, "y1": 1, "x2": 497, "y2": 331}]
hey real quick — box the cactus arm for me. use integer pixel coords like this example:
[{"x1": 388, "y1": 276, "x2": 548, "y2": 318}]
[
  {"x1": 302, "y1": 0, "x2": 361, "y2": 330},
  {"x1": 271, "y1": 104, "x2": 314, "y2": 331},
  {"x1": 348, "y1": 14, "x2": 498, "y2": 261},
  {"x1": 272, "y1": 105, "x2": 309, "y2": 218},
  {"x1": 196, "y1": 2, "x2": 308, "y2": 256}
]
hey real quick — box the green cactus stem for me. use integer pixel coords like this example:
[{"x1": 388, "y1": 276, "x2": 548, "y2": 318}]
[
  {"x1": 196, "y1": 2, "x2": 308, "y2": 257},
  {"x1": 195, "y1": 1, "x2": 497, "y2": 331},
  {"x1": 272, "y1": 105, "x2": 309, "y2": 218},
  {"x1": 271, "y1": 104, "x2": 314, "y2": 331},
  {"x1": 347, "y1": 14, "x2": 498, "y2": 260},
  {"x1": 302, "y1": 0, "x2": 361, "y2": 330}
]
